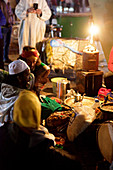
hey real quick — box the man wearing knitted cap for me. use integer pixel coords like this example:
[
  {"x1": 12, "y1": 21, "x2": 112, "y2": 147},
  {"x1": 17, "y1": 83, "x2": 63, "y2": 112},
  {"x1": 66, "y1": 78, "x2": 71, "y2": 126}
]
[
  {"x1": 0, "y1": 59, "x2": 35, "y2": 123},
  {"x1": 8, "y1": 59, "x2": 32, "y2": 89}
]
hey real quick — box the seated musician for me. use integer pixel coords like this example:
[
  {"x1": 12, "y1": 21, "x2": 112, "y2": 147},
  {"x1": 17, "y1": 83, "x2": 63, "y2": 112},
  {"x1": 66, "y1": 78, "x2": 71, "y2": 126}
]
[{"x1": 18, "y1": 46, "x2": 50, "y2": 91}]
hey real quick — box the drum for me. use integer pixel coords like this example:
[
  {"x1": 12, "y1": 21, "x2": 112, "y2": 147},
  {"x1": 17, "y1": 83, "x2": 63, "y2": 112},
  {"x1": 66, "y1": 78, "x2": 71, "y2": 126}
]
[{"x1": 97, "y1": 121, "x2": 113, "y2": 163}]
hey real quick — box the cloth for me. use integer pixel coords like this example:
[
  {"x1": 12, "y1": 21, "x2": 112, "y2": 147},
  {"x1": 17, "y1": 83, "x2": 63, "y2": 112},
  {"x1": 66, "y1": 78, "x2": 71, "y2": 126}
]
[
  {"x1": 13, "y1": 90, "x2": 41, "y2": 130},
  {"x1": 0, "y1": 1, "x2": 13, "y2": 61},
  {"x1": 0, "y1": 71, "x2": 35, "y2": 123},
  {"x1": 67, "y1": 106, "x2": 96, "y2": 142},
  {"x1": 41, "y1": 96, "x2": 62, "y2": 111},
  {"x1": 15, "y1": 0, "x2": 51, "y2": 54},
  {"x1": 41, "y1": 96, "x2": 62, "y2": 120},
  {"x1": 5, "y1": 2, "x2": 14, "y2": 26},
  {"x1": 0, "y1": 122, "x2": 54, "y2": 170},
  {"x1": 0, "y1": 39, "x2": 4, "y2": 69},
  {"x1": 9, "y1": 123, "x2": 55, "y2": 147},
  {"x1": 0, "y1": 83, "x2": 22, "y2": 123},
  {"x1": 8, "y1": 59, "x2": 30, "y2": 75},
  {"x1": 0, "y1": 9, "x2": 6, "y2": 39},
  {"x1": 0, "y1": 122, "x2": 82, "y2": 170},
  {"x1": 2, "y1": 26, "x2": 12, "y2": 61},
  {"x1": 108, "y1": 46, "x2": 113, "y2": 72}
]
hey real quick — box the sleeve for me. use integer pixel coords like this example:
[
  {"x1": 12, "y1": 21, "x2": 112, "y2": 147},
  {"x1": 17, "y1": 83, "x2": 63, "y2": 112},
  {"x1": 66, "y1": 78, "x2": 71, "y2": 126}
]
[
  {"x1": 40, "y1": 0, "x2": 51, "y2": 21},
  {"x1": 108, "y1": 47, "x2": 113, "y2": 72},
  {"x1": 15, "y1": 0, "x2": 27, "y2": 20}
]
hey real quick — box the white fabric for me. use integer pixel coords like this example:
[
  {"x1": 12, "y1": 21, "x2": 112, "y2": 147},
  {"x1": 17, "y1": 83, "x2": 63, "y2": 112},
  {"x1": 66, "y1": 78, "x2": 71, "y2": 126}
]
[
  {"x1": 15, "y1": 0, "x2": 51, "y2": 54},
  {"x1": 8, "y1": 59, "x2": 30, "y2": 75},
  {"x1": 39, "y1": 125, "x2": 56, "y2": 145},
  {"x1": 0, "y1": 83, "x2": 22, "y2": 125},
  {"x1": 67, "y1": 106, "x2": 96, "y2": 142}
]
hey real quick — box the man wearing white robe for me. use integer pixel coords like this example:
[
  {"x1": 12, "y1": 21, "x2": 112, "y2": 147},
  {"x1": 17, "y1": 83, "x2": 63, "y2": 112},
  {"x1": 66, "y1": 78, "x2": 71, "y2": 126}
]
[{"x1": 15, "y1": 0, "x2": 51, "y2": 54}]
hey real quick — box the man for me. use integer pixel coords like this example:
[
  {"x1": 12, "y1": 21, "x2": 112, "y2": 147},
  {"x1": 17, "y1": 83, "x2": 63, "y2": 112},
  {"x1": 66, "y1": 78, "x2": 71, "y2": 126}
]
[
  {"x1": 15, "y1": 0, "x2": 51, "y2": 54},
  {"x1": 0, "y1": 59, "x2": 34, "y2": 123},
  {"x1": 0, "y1": 0, "x2": 14, "y2": 63},
  {"x1": 0, "y1": 89, "x2": 82, "y2": 170},
  {"x1": 0, "y1": 0, "x2": 6, "y2": 68},
  {"x1": 19, "y1": 46, "x2": 50, "y2": 90}
]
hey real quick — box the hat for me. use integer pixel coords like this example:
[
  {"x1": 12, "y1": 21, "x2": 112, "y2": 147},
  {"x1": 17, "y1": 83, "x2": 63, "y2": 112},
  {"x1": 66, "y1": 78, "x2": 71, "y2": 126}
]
[
  {"x1": 21, "y1": 48, "x2": 39, "y2": 59},
  {"x1": 13, "y1": 90, "x2": 41, "y2": 130},
  {"x1": 8, "y1": 59, "x2": 30, "y2": 75}
]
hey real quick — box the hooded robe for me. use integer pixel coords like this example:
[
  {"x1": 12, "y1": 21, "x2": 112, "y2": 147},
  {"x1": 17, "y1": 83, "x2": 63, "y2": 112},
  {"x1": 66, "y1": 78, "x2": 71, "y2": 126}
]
[{"x1": 15, "y1": 0, "x2": 51, "y2": 54}]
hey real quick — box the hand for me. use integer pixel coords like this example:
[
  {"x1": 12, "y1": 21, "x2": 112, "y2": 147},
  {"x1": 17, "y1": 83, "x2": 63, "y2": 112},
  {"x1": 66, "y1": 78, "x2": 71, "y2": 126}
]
[
  {"x1": 27, "y1": 7, "x2": 35, "y2": 13},
  {"x1": 35, "y1": 9, "x2": 42, "y2": 15}
]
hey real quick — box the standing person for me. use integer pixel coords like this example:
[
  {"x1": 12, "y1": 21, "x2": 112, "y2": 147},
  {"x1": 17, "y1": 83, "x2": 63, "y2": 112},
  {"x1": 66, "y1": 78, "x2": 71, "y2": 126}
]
[
  {"x1": 51, "y1": 0, "x2": 57, "y2": 14},
  {"x1": 15, "y1": 0, "x2": 51, "y2": 54},
  {"x1": 0, "y1": 0, "x2": 14, "y2": 63},
  {"x1": 73, "y1": 0, "x2": 80, "y2": 13},
  {"x1": 0, "y1": 0, "x2": 6, "y2": 69}
]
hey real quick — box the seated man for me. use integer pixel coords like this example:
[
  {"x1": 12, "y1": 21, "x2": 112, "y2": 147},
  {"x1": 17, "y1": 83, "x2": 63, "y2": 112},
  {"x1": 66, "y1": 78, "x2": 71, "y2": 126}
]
[
  {"x1": 18, "y1": 46, "x2": 50, "y2": 90},
  {"x1": 104, "y1": 47, "x2": 113, "y2": 91},
  {"x1": 0, "y1": 89, "x2": 82, "y2": 170},
  {"x1": 0, "y1": 59, "x2": 35, "y2": 122}
]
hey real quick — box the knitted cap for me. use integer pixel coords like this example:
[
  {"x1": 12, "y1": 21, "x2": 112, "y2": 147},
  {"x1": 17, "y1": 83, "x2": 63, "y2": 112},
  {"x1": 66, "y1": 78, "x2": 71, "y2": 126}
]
[
  {"x1": 21, "y1": 49, "x2": 39, "y2": 59},
  {"x1": 8, "y1": 59, "x2": 30, "y2": 75},
  {"x1": 13, "y1": 90, "x2": 41, "y2": 130}
]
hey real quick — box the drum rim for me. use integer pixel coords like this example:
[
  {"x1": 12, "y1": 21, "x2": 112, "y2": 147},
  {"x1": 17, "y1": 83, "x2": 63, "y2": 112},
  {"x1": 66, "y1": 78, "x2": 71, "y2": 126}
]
[{"x1": 100, "y1": 102, "x2": 113, "y2": 113}]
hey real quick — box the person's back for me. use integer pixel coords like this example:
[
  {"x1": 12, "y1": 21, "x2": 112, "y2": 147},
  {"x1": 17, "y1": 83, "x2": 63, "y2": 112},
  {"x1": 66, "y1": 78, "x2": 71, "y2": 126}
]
[{"x1": 0, "y1": 90, "x2": 82, "y2": 170}]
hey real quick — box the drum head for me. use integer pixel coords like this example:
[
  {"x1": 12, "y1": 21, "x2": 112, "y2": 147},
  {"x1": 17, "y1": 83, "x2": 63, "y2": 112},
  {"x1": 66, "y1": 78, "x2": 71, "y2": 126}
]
[{"x1": 97, "y1": 121, "x2": 113, "y2": 163}]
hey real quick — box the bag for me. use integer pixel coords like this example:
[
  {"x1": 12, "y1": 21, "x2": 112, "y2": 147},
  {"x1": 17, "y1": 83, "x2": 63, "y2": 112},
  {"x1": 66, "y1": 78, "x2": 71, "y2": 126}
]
[
  {"x1": 106, "y1": 92, "x2": 113, "y2": 102},
  {"x1": 98, "y1": 87, "x2": 111, "y2": 100},
  {"x1": 67, "y1": 106, "x2": 96, "y2": 142}
]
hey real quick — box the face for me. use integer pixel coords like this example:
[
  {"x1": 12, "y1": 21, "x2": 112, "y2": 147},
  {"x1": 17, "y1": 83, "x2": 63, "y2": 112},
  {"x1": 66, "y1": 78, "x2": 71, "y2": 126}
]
[
  {"x1": 26, "y1": 57, "x2": 38, "y2": 71},
  {"x1": 18, "y1": 68, "x2": 31, "y2": 89}
]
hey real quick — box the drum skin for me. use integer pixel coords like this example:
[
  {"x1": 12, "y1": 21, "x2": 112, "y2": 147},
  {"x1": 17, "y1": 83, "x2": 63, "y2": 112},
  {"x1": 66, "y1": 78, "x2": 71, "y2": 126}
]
[{"x1": 97, "y1": 121, "x2": 113, "y2": 163}]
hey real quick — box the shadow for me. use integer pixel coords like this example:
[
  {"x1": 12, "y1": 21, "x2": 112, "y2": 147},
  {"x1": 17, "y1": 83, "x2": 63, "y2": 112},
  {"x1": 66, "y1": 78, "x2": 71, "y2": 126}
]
[
  {"x1": 43, "y1": 87, "x2": 53, "y2": 93},
  {"x1": 46, "y1": 94, "x2": 56, "y2": 98}
]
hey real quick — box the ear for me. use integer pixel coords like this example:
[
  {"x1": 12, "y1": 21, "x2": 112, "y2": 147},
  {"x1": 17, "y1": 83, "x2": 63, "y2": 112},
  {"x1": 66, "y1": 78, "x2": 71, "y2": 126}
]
[{"x1": 17, "y1": 75, "x2": 22, "y2": 83}]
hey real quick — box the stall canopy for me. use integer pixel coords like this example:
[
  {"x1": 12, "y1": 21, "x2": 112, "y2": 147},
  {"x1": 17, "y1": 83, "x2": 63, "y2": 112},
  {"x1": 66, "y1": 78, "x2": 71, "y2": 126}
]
[{"x1": 89, "y1": 0, "x2": 113, "y2": 63}]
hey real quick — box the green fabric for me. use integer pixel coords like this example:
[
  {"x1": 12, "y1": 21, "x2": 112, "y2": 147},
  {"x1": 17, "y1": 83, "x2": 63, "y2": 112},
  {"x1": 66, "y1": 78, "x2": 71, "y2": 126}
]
[
  {"x1": 41, "y1": 97, "x2": 62, "y2": 119},
  {"x1": 40, "y1": 62, "x2": 46, "y2": 67},
  {"x1": 41, "y1": 96, "x2": 62, "y2": 112}
]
